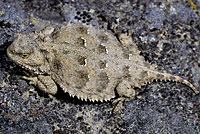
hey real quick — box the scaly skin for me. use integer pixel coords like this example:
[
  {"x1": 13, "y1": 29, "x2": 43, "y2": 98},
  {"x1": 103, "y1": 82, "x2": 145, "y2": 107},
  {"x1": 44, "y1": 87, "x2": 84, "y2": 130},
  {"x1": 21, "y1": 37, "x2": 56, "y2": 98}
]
[{"x1": 7, "y1": 23, "x2": 199, "y2": 104}]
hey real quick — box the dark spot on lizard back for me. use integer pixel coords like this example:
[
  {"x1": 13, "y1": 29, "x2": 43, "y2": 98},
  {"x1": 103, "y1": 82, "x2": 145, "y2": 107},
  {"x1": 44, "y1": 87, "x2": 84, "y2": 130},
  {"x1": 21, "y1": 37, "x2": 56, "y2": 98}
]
[
  {"x1": 98, "y1": 35, "x2": 108, "y2": 43},
  {"x1": 99, "y1": 60, "x2": 107, "y2": 69},
  {"x1": 53, "y1": 59, "x2": 63, "y2": 70},
  {"x1": 96, "y1": 72, "x2": 109, "y2": 92},
  {"x1": 75, "y1": 70, "x2": 89, "y2": 89},
  {"x1": 157, "y1": 74, "x2": 164, "y2": 80},
  {"x1": 77, "y1": 55, "x2": 87, "y2": 66},
  {"x1": 97, "y1": 45, "x2": 107, "y2": 54}
]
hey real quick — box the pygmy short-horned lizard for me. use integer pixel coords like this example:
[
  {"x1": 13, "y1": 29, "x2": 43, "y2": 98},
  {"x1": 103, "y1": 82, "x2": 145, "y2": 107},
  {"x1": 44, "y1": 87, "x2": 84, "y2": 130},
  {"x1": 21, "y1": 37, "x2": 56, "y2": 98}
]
[{"x1": 7, "y1": 22, "x2": 199, "y2": 105}]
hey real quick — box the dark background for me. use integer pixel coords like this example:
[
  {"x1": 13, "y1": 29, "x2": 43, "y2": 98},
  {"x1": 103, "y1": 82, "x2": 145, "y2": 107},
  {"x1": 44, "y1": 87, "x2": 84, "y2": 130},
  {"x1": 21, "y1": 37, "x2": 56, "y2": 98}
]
[{"x1": 0, "y1": 0, "x2": 200, "y2": 133}]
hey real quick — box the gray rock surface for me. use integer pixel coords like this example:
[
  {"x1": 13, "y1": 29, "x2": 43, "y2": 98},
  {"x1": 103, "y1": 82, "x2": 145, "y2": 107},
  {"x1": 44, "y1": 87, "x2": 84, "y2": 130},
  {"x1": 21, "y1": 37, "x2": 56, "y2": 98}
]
[{"x1": 1, "y1": 0, "x2": 200, "y2": 133}]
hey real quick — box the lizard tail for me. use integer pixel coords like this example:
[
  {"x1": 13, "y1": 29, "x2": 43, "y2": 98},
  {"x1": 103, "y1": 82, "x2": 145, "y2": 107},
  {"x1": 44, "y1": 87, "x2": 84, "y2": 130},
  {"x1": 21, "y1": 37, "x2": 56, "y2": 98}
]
[{"x1": 143, "y1": 70, "x2": 199, "y2": 94}]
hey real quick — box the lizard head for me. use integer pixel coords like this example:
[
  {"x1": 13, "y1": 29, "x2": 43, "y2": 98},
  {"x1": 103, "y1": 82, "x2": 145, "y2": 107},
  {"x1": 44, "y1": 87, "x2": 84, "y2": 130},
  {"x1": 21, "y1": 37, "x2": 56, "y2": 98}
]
[{"x1": 7, "y1": 34, "x2": 48, "y2": 74}]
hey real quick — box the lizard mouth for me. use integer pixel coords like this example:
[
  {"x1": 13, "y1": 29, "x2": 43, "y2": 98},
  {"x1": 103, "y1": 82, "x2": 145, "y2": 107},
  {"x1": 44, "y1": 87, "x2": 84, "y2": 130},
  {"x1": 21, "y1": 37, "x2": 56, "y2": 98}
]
[
  {"x1": 17, "y1": 62, "x2": 44, "y2": 75},
  {"x1": 11, "y1": 59, "x2": 45, "y2": 75},
  {"x1": 7, "y1": 50, "x2": 45, "y2": 75}
]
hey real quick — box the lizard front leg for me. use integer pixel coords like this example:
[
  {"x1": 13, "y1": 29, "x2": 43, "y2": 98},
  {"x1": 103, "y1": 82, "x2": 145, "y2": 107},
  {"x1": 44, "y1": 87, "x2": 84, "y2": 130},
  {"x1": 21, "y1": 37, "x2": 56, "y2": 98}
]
[{"x1": 23, "y1": 75, "x2": 57, "y2": 95}]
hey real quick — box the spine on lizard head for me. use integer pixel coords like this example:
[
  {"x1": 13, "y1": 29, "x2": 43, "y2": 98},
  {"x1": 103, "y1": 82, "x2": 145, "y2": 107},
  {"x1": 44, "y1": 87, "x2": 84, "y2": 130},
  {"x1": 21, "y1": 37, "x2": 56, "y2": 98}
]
[{"x1": 143, "y1": 70, "x2": 199, "y2": 94}]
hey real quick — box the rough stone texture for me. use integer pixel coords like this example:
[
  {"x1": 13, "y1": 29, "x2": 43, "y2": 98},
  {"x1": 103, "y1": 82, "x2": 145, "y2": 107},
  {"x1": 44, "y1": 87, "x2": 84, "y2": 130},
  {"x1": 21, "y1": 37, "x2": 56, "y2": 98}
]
[{"x1": 1, "y1": 0, "x2": 200, "y2": 133}]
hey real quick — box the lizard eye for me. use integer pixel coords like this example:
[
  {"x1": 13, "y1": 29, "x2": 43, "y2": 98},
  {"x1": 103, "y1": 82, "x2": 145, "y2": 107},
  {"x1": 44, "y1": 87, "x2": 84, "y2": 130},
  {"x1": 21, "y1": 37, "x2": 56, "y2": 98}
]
[{"x1": 21, "y1": 53, "x2": 30, "y2": 59}]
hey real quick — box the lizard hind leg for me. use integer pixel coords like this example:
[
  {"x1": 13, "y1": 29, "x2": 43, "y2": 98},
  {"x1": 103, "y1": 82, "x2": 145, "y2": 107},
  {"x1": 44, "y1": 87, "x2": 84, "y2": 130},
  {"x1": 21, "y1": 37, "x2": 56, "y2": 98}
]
[
  {"x1": 112, "y1": 79, "x2": 136, "y2": 113},
  {"x1": 116, "y1": 79, "x2": 136, "y2": 99}
]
